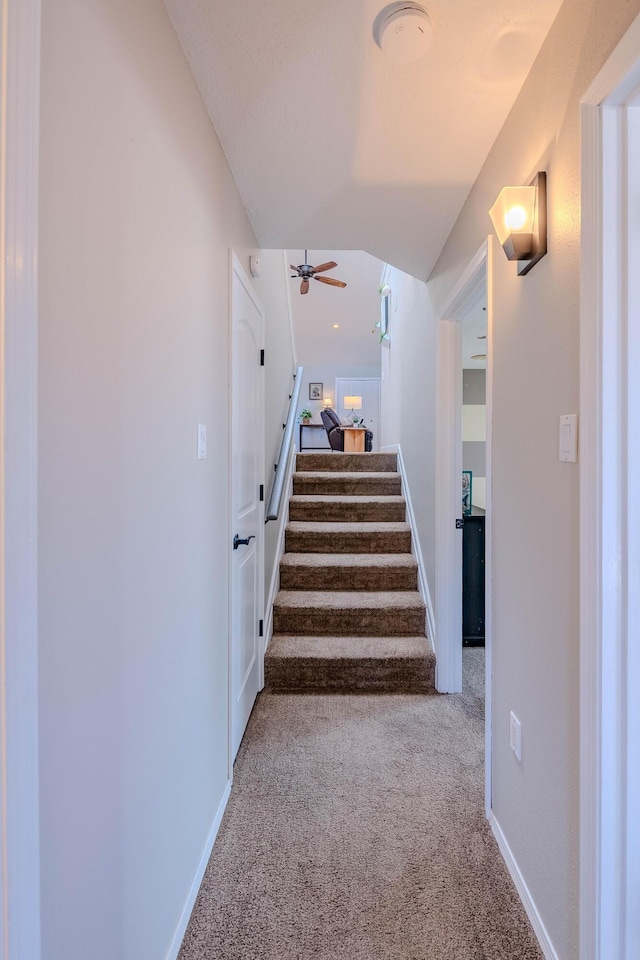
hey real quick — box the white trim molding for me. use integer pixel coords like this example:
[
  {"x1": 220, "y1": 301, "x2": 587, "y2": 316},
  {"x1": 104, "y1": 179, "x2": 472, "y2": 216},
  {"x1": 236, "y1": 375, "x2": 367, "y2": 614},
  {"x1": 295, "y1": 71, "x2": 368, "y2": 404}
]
[
  {"x1": 381, "y1": 443, "x2": 436, "y2": 651},
  {"x1": 579, "y1": 12, "x2": 640, "y2": 960},
  {"x1": 165, "y1": 780, "x2": 232, "y2": 960},
  {"x1": 435, "y1": 238, "x2": 491, "y2": 693},
  {"x1": 489, "y1": 814, "x2": 560, "y2": 960},
  {"x1": 435, "y1": 236, "x2": 493, "y2": 818},
  {"x1": 0, "y1": 0, "x2": 42, "y2": 958}
]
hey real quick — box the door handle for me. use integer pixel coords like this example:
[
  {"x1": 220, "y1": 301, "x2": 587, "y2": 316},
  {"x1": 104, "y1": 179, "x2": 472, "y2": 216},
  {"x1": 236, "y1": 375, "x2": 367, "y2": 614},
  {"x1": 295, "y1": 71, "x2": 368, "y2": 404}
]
[{"x1": 233, "y1": 533, "x2": 256, "y2": 550}]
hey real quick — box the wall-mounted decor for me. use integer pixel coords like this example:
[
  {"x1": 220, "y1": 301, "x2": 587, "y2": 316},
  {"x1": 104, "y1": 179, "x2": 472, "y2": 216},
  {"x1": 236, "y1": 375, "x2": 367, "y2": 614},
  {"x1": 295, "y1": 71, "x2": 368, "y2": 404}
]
[
  {"x1": 378, "y1": 283, "x2": 391, "y2": 343},
  {"x1": 462, "y1": 470, "x2": 473, "y2": 516},
  {"x1": 309, "y1": 382, "x2": 323, "y2": 401}
]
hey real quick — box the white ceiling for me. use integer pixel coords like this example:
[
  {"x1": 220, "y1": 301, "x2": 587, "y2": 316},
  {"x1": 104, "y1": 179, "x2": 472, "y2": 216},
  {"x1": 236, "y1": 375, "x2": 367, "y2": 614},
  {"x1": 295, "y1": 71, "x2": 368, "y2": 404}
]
[
  {"x1": 165, "y1": 0, "x2": 564, "y2": 280},
  {"x1": 287, "y1": 250, "x2": 384, "y2": 367}
]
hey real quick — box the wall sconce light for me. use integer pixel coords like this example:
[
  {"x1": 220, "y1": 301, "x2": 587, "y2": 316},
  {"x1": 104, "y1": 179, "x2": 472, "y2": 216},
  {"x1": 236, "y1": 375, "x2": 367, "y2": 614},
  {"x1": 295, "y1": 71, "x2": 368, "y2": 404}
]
[{"x1": 489, "y1": 171, "x2": 547, "y2": 276}]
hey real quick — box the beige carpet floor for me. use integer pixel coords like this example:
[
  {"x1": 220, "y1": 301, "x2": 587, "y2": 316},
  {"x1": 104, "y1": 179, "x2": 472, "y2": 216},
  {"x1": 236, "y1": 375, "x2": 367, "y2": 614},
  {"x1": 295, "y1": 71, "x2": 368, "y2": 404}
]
[{"x1": 178, "y1": 649, "x2": 543, "y2": 959}]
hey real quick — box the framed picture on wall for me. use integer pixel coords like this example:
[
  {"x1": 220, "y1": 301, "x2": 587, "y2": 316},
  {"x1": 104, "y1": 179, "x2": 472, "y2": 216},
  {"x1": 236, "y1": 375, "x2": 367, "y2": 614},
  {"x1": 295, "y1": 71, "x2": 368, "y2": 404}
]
[{"x1": 309, "y1": 382, "x2": 323, "y2": 401}]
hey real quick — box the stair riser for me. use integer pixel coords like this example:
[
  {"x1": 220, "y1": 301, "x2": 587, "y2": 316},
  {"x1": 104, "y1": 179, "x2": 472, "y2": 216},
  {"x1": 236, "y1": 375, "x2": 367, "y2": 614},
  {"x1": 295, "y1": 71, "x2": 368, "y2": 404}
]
[
  {"x1": 265, "y1": 658, "x2": 435, "y2": 694},
  {"x1": 279, "y1": 564, "x2": 418, "y2": 592},
  {"x1": 273, "y1": 607, "x2": 425, "y2": 637},
  {"x1": 293, "y1": 478, "x2": 402, "y2": 496},
  {"x1": 285, "y1": 529, "x2": 411, "y2": 554},
  {"x1": 289, "y1": 501, "x2": 406, "y2": 522},
  {"x1": 296, "y1": 453, "x2": 397, "y2": 473}
]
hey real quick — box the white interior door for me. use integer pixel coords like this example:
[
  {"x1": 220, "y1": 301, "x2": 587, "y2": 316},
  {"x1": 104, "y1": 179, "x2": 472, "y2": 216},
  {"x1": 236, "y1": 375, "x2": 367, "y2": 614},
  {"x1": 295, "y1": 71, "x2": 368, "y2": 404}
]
[
  {"x1": 335, "y1": 378, "x2": 381, "y2": 451},
  {"x1": 230, "y1": 255, "x2": 264, "y2": 760}
]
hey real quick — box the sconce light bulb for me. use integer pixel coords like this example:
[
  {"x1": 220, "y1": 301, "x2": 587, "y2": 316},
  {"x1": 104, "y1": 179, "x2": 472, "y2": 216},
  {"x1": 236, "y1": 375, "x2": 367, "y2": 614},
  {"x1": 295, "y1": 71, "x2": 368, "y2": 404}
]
[{"x1": 505, "y1": 205, "x2": 528, "y2": 231}]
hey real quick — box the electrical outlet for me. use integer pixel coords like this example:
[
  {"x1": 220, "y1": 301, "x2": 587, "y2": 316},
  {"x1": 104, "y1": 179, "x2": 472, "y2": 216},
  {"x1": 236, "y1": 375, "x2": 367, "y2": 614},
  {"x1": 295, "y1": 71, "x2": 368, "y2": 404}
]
[{"x1": 510, "y1": 711, "x2": 522, "y2": 762}]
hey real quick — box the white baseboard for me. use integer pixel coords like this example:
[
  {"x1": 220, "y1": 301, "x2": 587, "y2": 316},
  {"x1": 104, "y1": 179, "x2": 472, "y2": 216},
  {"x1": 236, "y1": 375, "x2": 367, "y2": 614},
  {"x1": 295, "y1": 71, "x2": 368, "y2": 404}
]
[
  {"x1": 165, "y1": 779, "x2": 232, "y2": 960},
  {"x1": 489, "y1": 813, "x2": 559, "y2": 960},
  {"x1": 263, "y1": 442, "x2": 296, "y2": 652},
  {"x1": 383, "y1": 444, "x2": 436, "y2": 652}
]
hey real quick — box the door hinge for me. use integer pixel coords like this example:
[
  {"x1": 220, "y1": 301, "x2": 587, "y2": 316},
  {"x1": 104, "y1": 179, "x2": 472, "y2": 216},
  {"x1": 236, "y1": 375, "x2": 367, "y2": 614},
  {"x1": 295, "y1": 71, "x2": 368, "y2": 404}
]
[
  {"x1": 259, "y1": 484, "x2": 264, "y2": 502},
  {"x1": 260, "y1": 349, "x2": 265, "y2": 366},
  {"x1": 456, "y1": 518, "x2": 464, "y2": 529},
  {"x1": 259, "y1": 619, "x2": 264, "y2": 637}
]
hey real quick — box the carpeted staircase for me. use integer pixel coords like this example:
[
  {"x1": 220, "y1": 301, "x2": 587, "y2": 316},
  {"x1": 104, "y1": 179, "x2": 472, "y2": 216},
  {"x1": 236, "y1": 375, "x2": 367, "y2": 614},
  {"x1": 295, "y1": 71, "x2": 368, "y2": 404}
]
[{"x1": 265, "y1": 452, "x2": 436, "y2": 693}]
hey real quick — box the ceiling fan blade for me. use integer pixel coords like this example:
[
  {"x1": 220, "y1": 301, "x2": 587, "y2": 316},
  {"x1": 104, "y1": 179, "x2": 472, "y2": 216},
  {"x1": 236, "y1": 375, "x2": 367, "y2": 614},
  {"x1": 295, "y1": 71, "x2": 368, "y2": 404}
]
[
  {"x1": 311, "y1": 261, "x2": 338, "y2": 274},
  {"x1": 300, "y1": 278, "x2": 309, "y2": 295},
  {"x1": 290, "y1": 265, "x2": 300, "y2": 274},
  {"x1": 314, "y1": 275, "x2": 347, "y2": 288}
]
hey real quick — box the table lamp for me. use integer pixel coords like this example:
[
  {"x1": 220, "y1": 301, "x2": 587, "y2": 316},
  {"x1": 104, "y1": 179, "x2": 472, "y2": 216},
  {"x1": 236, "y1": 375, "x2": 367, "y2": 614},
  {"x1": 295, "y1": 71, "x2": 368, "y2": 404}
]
[{"x1": 343, "y1": 395, "x2": 363, "y2": 425}]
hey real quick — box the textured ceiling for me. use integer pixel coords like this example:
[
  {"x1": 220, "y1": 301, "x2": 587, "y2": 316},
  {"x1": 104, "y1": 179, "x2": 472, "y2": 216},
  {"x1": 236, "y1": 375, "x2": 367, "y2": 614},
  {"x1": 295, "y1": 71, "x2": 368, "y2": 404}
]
[
  {"x1": 287, "y1": 250, "x2": 384, "y2": 367},
  {"x1": 165, "y1": 0, "x2": 564, "y2": 280}
]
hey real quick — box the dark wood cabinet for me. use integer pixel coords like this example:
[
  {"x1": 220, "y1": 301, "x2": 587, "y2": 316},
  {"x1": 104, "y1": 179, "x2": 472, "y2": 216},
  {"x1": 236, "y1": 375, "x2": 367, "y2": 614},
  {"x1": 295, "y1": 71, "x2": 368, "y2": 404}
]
[{"x1": 463, "y1": 515, "x2": 485, "y2": 645}]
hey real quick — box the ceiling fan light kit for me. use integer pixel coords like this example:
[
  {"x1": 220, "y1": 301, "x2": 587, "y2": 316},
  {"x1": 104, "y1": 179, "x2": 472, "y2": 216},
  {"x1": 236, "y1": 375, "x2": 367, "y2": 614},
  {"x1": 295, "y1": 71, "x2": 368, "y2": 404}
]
[
  {"x1": 373, "y1": 2, "x2": 434, "y2": 64},
  {"x1": 290, "y1": 251, "x2": 347, "y2": 295}
]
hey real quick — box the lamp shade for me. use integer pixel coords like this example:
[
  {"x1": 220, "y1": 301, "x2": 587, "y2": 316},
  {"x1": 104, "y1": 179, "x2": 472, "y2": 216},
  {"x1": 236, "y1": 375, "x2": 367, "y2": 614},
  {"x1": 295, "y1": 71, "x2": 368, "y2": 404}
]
[
  {"x1": 323, "y1": 397, "x2": 333, "y2": 407},
  {"x1": 489, "y1": 185, "x2": 536, "y2": 258},
  {"x1": 344, "y1": 396, "x2": 363, "y2": 410}
]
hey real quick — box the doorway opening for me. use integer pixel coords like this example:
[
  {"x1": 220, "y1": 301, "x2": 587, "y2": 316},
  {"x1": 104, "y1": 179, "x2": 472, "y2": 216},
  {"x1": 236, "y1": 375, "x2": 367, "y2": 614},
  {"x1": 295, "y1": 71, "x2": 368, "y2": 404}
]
[{"x1": 435, "y1": 238, "x2": 493, "y2": 816}]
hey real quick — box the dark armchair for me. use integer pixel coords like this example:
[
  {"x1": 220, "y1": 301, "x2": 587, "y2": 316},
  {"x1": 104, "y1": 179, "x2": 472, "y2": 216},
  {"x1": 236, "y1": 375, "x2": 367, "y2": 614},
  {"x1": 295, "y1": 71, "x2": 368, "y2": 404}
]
[{"x1": 320, "y1": 408, "x2": 373, "y2": 452}]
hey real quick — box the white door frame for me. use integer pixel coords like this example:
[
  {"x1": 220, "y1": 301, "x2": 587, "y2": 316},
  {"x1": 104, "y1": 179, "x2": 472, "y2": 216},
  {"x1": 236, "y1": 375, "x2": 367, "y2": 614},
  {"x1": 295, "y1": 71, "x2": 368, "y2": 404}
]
[
  {"x1": 228, "y1": 252, "x2": 265, "y2": 769},
  {"x1": 435, "y1": 237, "x2": 493, "y2": 816},
  {"x1": 580, "y1": 13, "x2": 640, "y2": 959},
  {"x1": 0, "y1": 0, "x2": 42, "y2": 957}
]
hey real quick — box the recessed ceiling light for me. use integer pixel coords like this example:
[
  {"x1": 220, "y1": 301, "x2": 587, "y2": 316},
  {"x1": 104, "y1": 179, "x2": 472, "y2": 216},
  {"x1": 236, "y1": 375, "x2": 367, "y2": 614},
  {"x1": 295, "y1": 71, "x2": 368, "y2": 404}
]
[
  {"x1": 470, "y1": 354, "x2": 487, "y2": 361},
  {"x1": 332, "y1": 324, "x2": 340, "y2": 329}
]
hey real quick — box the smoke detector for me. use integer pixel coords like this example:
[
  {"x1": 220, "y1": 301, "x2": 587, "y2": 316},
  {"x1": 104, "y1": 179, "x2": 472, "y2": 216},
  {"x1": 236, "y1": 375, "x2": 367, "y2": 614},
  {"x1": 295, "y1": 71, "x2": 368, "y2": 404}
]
[{"x1": 373, "y1": 3, "x2": 434, "y2": 64}]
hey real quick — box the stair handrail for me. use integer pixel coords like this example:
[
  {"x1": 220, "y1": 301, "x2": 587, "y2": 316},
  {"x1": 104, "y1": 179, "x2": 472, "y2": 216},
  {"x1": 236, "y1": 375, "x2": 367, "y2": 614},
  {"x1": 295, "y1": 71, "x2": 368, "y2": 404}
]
[{"x1": 266, "y1": 365, "x2": 304, "y2": 521}]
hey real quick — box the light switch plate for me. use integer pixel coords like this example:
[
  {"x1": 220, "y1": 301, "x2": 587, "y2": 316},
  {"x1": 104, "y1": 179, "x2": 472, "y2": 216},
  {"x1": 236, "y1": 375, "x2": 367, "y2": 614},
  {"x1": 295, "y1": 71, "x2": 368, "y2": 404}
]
[
  {"x1": 197, "y1": 424, "x2": 207, "y2": 460},
  {"x1": 559, "y1": 414, "x2": 578, "y2": 462}
]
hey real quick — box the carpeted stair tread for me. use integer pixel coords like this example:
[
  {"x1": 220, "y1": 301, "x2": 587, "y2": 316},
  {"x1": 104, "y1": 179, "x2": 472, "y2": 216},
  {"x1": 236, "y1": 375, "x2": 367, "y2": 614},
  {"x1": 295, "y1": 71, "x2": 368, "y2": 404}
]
[
  {"x1": 289, "y1": 495, "x2": 406, "y2": 522},
  {"x1": 275, "y1": 590, "x2": 425, "y2": 611},
  {"x1": 269, "y1": 449, "x2": 432, "y2": 693},
  {"x1": 273, "y1": 590, "x2": 425, "y2": 637},
  {"x1": 281, "y1": 552, "x2": 417, "y2": 569},
  {"x1": 286, "y1": 521, "x2": 412, "y2": 554},
  {"x1": 267, "y1": 633, "x2": 430, "y2": 658},
  {"x1": 280, "y1": 552, "x2": 418, "y2": 591},
  {"x1": 296, "y1": 453, "x2": 398, "y2": 473},
  {"x1": 292, "y1": 471, "x2": 402, "y2": 497},
  {"x1": 265, "y1": 635, "x2": 434, "y2": 693}
]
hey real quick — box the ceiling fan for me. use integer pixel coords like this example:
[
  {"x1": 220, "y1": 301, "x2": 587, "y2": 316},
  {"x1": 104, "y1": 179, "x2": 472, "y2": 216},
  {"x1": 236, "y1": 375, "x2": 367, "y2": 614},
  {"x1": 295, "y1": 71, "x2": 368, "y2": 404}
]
[{"x1": 290, "y1": 251, "x2": 347, "y2": 295}]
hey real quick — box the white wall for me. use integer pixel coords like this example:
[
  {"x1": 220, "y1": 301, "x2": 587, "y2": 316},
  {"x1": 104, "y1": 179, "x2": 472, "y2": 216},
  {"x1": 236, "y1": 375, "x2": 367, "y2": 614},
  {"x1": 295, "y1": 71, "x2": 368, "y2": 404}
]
[
  {"x1": 255, "y1": 250, "x2": 297, "y2": 600},
  {"x1": 427, "y1": 0, "x2": 640, "y2": 955},
  {"x1": 37, "y1": 2, "x2": 284, "y2": 958},
  {"x1": 299, "y1": 364, "x2": 381, "y2": 422},
  {"x1": 380, "y1": 268, "x2": 439, "y2": 612}
]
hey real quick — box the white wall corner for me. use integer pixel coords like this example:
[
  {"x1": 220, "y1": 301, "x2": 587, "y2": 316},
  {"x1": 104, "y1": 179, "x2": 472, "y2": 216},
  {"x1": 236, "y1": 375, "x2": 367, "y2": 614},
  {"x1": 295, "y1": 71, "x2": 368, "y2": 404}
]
[
  {"x1": 281, "y1": 250, "x2": 298, "y2": 368},
  {"x1": 1, "y1": 1, "x2": 42, "y2": 958},
  {"x1": 489, "y1": 814, "x2": 560, "y2": 960},
  {"x1": 164, "y1": 779, "x2": 232, "y2": 960},
  {"x1": 390, "y1": 445, "x2": 437, "y2": 653}
]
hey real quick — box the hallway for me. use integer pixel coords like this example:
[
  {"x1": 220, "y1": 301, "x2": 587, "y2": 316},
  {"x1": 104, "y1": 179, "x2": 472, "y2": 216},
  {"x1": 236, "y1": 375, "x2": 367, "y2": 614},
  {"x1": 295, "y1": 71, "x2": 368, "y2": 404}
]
[{"x1": 179, "y1": 651, "x2": 541, "y2": 959}]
